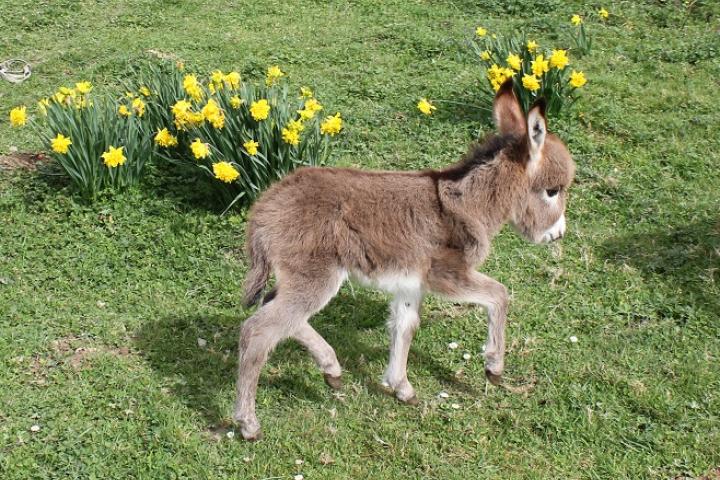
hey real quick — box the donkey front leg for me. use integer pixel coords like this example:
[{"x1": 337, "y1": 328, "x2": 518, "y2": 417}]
[
  {"x1": 431, "y1": 270, "x2": 509, "y2": 385},
  {"x1": 292, "y1": 322, "x2": 343, "y2": 390},
  {"x1": 383, "y1": 289, "x2": 423, "y2": 404}
]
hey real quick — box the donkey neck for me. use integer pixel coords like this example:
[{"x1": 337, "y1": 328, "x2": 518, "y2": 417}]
[{"x1": 435, "y1": 139, "x2": 528, "y2": 249}]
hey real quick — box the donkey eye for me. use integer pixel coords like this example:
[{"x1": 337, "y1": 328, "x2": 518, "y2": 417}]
[{"x1": 546, "y1": 188, "x2": 560, "y2": 197}]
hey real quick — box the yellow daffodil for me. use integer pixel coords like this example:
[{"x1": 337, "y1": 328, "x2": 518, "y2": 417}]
[
  {"x1": 599, "y1": 7, "x2": 609, "y2": 19},
  {"x1": 527, "y1": 40, "x2": 539, "y2": 53},
  {"x1": 213, "y1": 161, "x2": 240, "y2": 183},
  {"x1": 188, "y1": 112, "x2": 204, "y2": 127},
  {"x1": 569, "y1": 70, "x2": 587, "y2": 88},
  {"x1": 171, "y1": 100, "x2": 193, "y2": 129},
  {"x1": 417, "y1": 98, "x2": 436, "y2": 116},
  {"x1": 132, "y1": 98, "x2": 146, "y2": 117},
  {"x1": 250, "y1": 99, "x2": 270, "y2": 121},
  {"x1": 320, "y1": 113, "x2": 343, "y2": 136},
  {"x1": 154, "y1": 128, "x2": 178, "y2": 148},
  {"x1": 571, "y1": 14, "x2": 582, "y2": 26},
  {"x1": 487, "y1": 64, "x2": 515, "y2": 91},
  {"x1": 287, "y1": 118, "x2": 304, "y2": 133},
  {"x1": 224, "y1": 71, "x2": 241, "y2": 89},
  {"x1": 118, "y1": 104, "x2": 131, "y2": 117},
  {"x1": 282, "y1": 127, "x2": 300, "y2": 146},
  {"x1": 51, "y1": 133, "x2": 72, "y2": 154},
  {"x1": 506, "y1": 53, "x2": 522, "y2": 71},
  {"x1": 549, "y1": 49, "x2": 569, "y2": 70},
  {"x1": 522, "y1": 74, "x2": 541, "y2": 92},
  {"x1": 9, "y1": 106, "x2": 27, "y2": 127},
  {"x1": 38, "y1": 98, "x2": 50, "y2": 116},
  {"x1": 75, "y1": 81, "x2": 92, "y2": 94},
  {"x1": 101, "y1": 145, "x2": 127, "y2": 168},
  {"x1": 300, "y1": 86, "x2": 313, "y2": 98},
  {"x1": 244, "y1": 140, "x2": 259, "y2": 156},
  {"x1": 297, "y1": 108, "x2": 314, "y2": 120},
  {"x1": 190, "y1": 138, "x2": 211, "y2": 159},
  {"x1": 211, "y1": 70, "x2": 225, "y2": 85},
  {"x1": 139, "y1": 86, "x2": 151, "y2": 97},
  {"x1": 475, "y1": 26, "x2": 487, "y2": 37},
  {"x1": 201, "y1": 99, "x2": 221, "y2": 121},
  {"x1": 230, "y1": 96, "x2": 243, "y2": 109},
  {"x1": 304, "y1": 98, "x2": 323, "y2": 113},
  {"x1": 531, "y1": 55, "x2": 549, "y2": 76},
  {"x1": 480, "y1": 50, "x2": 491, "y2": 61},
  {"x1": 266, "y1": 65, "x2": 285, "y2": 86},
  {"x1": 183, "y1": 74, "x2": 204, "y2": 101}
]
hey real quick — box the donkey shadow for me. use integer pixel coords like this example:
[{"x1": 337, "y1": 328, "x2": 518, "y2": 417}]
[
  {"x1": 601, "y1": 215, "x2": 720, "y2": 320},
  {"x1": 135, "y1": 289, "x2": 477, "y2": 424}
]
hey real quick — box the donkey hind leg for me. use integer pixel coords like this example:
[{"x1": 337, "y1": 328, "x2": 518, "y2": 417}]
[
  {"x1": 382, "y1": 288, "x2": 423, "y2": 405},
  {"x1": 293, "y1": 323, "x2": 343, "y2": 390},
  {"x1": 432, "y1": 270, "x2": 508, "y2": 385},
  {"x1": 233, "y1": 270, "x2": 345, "y2": 441}
]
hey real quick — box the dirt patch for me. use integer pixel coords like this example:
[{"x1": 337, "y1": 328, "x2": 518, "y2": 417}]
[
  {"x1": 51, "y1": 336, "x2": 131, "y2": 370},
  {"x1": 0, "y1": 152, "x2": 47, "y2": 171},
  {"x1": 675, "y1": 468, "x2": 720, "y2": 480},
  {"x1": 204, "y1": 420, "x2": 236, "y2": 442}
]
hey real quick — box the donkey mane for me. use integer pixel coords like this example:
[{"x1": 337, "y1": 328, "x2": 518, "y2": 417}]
[{"x1": 431, "y1": 133, "x2": 525, "y2": 182}]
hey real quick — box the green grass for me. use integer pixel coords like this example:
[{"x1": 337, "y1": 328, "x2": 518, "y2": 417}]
[{"x1": 2, "y1": 1, "x2": 720, "y2": 478}]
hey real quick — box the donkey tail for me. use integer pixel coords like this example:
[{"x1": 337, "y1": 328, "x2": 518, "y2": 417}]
[{"x1": 242, "y1": 224, "x2": 271, "y2": 307}]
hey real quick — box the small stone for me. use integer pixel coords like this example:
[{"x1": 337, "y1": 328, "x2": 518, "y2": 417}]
[
  {"x1": 295, "y1": 459, "x2": 304, "y2": 466},
  {"x1": 451, "y1": 403, "x2": 460, "y2": 410},
  {"x1": 438, "y1": 391, "x2": 449, "y2": 399},
  {"x1": 569, "y1": 336, "x2": 578, "y2": 343},
  {"x1": 448, "y1": 342, "x2": 459, "y2": 350},
  {"x1": 30, "y1": 425, "x2": 40, "y2": 432},
  {"x1": 462, "y1": 352, "x2": 472, "y2": 360},
  {"x1": 96, "y1": 300, "x2": 107, "y2": 308},
  {"x1": 319, "y1": 452, "x2": 334, "y2": 465},
  {"x1": 294, "y1": 475, "x2": 304, "y2": 480},
  {"x1": 243, "y1": 456, "x2": 251, "y2": 463},
  {"x1": 197, "y1": 338, "x2": 207, "y2": 348},
  {"x1": 225, "y1": 430, "x2": 235, "y2": 439}
]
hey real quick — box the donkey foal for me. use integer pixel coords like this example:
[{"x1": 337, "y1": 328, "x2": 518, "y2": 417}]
[{"x1": 233, "y1": 80, "x2": 576, "y2": 440}]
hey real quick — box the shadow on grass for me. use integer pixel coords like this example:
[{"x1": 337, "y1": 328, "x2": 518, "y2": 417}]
[
  {"x1": 139, "y1": 161, "x2": 229, "y2": 214},
  {"x1": 135, "y1": 290, "x2": 476, "y2": 424},
  {"x1": 601, "y1": 215, "x2": 720, "y2": 320},
  {"x1": 432, "y1": 88, "x2": 494, "y2": 130}
]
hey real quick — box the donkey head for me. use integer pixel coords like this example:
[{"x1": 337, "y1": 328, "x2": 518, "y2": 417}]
[{"x1": 493, "y1": 80, "x2": 576, "y2": 243}]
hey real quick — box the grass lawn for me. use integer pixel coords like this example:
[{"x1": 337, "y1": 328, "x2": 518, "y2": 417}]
[{"x1": 1, "y1": 1, "x2": 719, "y2": 478}]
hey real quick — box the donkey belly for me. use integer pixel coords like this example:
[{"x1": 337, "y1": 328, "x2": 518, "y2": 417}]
[{"x1": 349, "y1": 270, "x2": 424, "y2": 296}]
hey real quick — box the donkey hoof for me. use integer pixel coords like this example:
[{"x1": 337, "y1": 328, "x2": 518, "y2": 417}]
[
  {"x1": 323, "y1": 373, "x2": 343, "y2": 390},
  {"x1": 485, "y1": 369, "x2": 503, "y2": 386},
  {"x1": 240, "y1": 426, "x2": 263, "y2": 442},
  {"x1": 396, "y1": 393, "x2": 419, "y2": 406}
]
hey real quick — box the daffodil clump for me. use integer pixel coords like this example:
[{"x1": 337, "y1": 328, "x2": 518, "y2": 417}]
[
  {"x1": 7, "y1": 61, "x2": 343, "y2": 209},
  {"x1": 469, "y1": 23, "x2": 593, "y2": 116},
  {"x1": 132, "y1": 61, "x2": 343, "y2": 211},
  {"x1": 8, "y1": 81, "x2": 153, "y2": 198}
]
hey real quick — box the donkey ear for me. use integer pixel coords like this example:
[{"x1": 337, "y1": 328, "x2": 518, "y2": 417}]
[
  {"x1": 493, "y1": 79, "x2": 525, "y2": 136},
  {"x1": 526, "y1": 98, "x2": 547, "y2": 173}
]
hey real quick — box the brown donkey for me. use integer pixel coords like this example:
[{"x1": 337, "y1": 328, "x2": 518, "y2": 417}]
[{"x1": 234, "y1": 80, "x2": 575, "y2": 440}]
